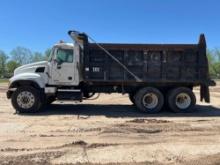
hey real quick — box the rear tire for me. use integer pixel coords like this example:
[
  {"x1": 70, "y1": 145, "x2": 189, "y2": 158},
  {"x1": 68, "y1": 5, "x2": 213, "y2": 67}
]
[
  {"x1": 134, "y1": 87, "x2": 164, "y2": 113},
  {"x1": 11, "y1": 86, "x2": 43, "y2": 113},
  {"x1": 168, "y1": 87, "x2": 196, "y2": 113}
]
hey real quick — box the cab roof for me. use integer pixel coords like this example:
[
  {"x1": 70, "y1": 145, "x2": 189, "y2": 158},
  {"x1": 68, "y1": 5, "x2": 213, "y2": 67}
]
[{"x1": 54, "y1": 42, "x2": 74, "y2": 49}]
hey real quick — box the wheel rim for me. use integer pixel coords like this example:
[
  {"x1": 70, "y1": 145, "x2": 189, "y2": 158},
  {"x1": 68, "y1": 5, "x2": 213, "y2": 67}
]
[
  {"x1": 17, "y1": 91, "x2": 35, "y2": 109},
  {"x1": 175, "y1": 93, "x2": 191, "y2": 109},
  {"x1": 142, "y1": 93, "x2": 158, "y2": 109}
]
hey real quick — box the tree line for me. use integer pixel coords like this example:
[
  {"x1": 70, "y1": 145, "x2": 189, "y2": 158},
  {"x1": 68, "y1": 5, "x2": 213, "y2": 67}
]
[
  {"x1": 0, "y1": 47, "x2": 51, "y2": 78},
  {"x1": 207, "y1": 49, "x2": 220, "y2": 79},
  {"x1": 0, "y1": 47, "x2": 220, "y2": 79}
]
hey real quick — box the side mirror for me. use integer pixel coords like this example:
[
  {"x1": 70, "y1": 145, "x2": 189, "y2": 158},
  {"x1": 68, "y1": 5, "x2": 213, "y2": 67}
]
[
  {"x1": 57, "y1": 60, "x2": 63, "y2": 65},
  {"x1": 53, "y1": 59, "x2": 58, "y2": 64},
  {"x1": 53, "y1": 59, "x2": 62, "y2": 65}
]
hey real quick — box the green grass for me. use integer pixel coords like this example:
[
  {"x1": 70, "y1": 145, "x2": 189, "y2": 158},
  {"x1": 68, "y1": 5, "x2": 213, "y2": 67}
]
[{"x1": 0, "y1": 79, "x2": 9, "y2": 83}]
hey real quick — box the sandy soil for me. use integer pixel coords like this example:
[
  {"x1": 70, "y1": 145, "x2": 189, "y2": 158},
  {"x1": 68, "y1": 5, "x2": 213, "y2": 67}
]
[{"x1": 0, "y1": 83, "x2": 220, "y2": 165}]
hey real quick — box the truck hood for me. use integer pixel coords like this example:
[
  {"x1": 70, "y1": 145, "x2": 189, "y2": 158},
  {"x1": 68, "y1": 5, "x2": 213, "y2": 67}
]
[{"x1": 14, "y1": 61, "x2": 49, "y2": 75}]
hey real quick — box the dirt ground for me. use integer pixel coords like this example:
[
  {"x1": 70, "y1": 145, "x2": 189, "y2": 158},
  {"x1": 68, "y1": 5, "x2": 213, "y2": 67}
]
[{"x1": 0, "y1": 83, "x2": 220, "y2": 165}]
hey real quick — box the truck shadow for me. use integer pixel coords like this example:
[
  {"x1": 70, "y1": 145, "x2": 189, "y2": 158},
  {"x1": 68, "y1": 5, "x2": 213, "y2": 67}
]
[{"x1": 26, "y1": 103, "x2": 220, "y2": 118}]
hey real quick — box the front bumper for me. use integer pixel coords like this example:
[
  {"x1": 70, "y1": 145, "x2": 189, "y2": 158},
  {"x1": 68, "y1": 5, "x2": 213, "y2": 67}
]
[
  {"x1": 6, "y1": 88, "x2": 16, "y2": 99},
  {"x1": 6, "y1": 90, "x2": 12, "y2": 99}
]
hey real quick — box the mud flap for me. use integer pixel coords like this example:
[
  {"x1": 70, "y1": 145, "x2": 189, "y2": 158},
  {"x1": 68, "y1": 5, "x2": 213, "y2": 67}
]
[{"x1": 200, "y1": 85, "x2": 210, "y2": 103}]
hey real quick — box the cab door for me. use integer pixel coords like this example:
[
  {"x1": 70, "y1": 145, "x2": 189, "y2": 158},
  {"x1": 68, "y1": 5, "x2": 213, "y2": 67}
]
[{"x1": 51, "y1": 48, "x2": 77, "y2": 85}]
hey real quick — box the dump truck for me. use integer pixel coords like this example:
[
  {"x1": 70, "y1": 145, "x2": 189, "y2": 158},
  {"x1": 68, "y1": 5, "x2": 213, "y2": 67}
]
[{"x1": 6, "y1": 31, "x2": 216, "y2": 113}]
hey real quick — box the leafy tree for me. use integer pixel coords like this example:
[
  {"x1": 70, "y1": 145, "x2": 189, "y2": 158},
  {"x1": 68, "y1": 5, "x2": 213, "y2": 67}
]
[
  {"x1": 32, "y1": 52, "x2": 45, "y2": 62},
  {"x1": 212, "y1": 63, "x2": 220, "y2": 78},
  {"x1": 207, "y1": 49, "x2": 220, "y2": 79},
  {"x1": 6, "y1": 60, "x2": 20, "y2": 76},
  {"x1": 207, "y1": 50, "x2": 215, "y2": 78},
  {"x1": 207, "y1": 50, "x2": 215, "y2": 64},
  {"x1": 214, "y1": 48, "x2": 220, "y2": 62},
  {"x1": 44, "y1": 48, "x2": 51, "y2": 60},
  {"x1": 0, "y1": 50, "x2": 8, "y2": 78},
  {"x1": 10, "y1": 46, "x2": 33, "y2": 65}
]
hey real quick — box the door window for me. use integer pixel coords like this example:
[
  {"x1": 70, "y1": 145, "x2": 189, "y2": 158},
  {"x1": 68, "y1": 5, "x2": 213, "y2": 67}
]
[{"x1": 56, "y1": 49, "x2": 73, "y2": 64}]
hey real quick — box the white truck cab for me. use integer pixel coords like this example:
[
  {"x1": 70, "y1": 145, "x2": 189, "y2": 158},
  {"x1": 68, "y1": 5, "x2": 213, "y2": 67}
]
[
  {"x1": 8, "y1": 42, "x2": 80, "y2": 88},
  {"x1": 7, "y1": 31, "x2": 84, "y2": 112}
]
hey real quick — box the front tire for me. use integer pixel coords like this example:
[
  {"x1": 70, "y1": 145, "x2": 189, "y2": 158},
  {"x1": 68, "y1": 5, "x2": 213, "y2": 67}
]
[
  {"x1": 168, "y1": 87, "x2": 196, "y2": 113},
  {"x1": 11, "y1": 86, "x2": 43, "y2": 113},
  {"x1": 134, "y1": 87, "x2": 164, "y2": 113},
  {"x1": 129, "y1": 93, "x2": 135, "y2": 105}
]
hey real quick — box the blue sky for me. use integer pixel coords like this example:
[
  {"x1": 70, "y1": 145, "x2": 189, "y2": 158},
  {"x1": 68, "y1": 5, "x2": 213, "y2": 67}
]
[{"x1": 0, "y1": 0, "x2": 219, "y2": 54}]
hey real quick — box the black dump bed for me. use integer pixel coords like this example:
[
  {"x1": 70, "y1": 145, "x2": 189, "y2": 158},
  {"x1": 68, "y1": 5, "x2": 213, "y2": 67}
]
[{"x1": 79, "y1": 34, "x2": 213, "y2": 87}]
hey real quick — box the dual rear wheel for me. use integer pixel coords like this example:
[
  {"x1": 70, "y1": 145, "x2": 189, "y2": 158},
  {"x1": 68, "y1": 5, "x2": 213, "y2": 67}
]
[
  {"x1": 167, "y1": 87, "x2": 196, "y2": 113},
  {"x1": 130, "y1": 87, "x2": 196, "y2": 113}
]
